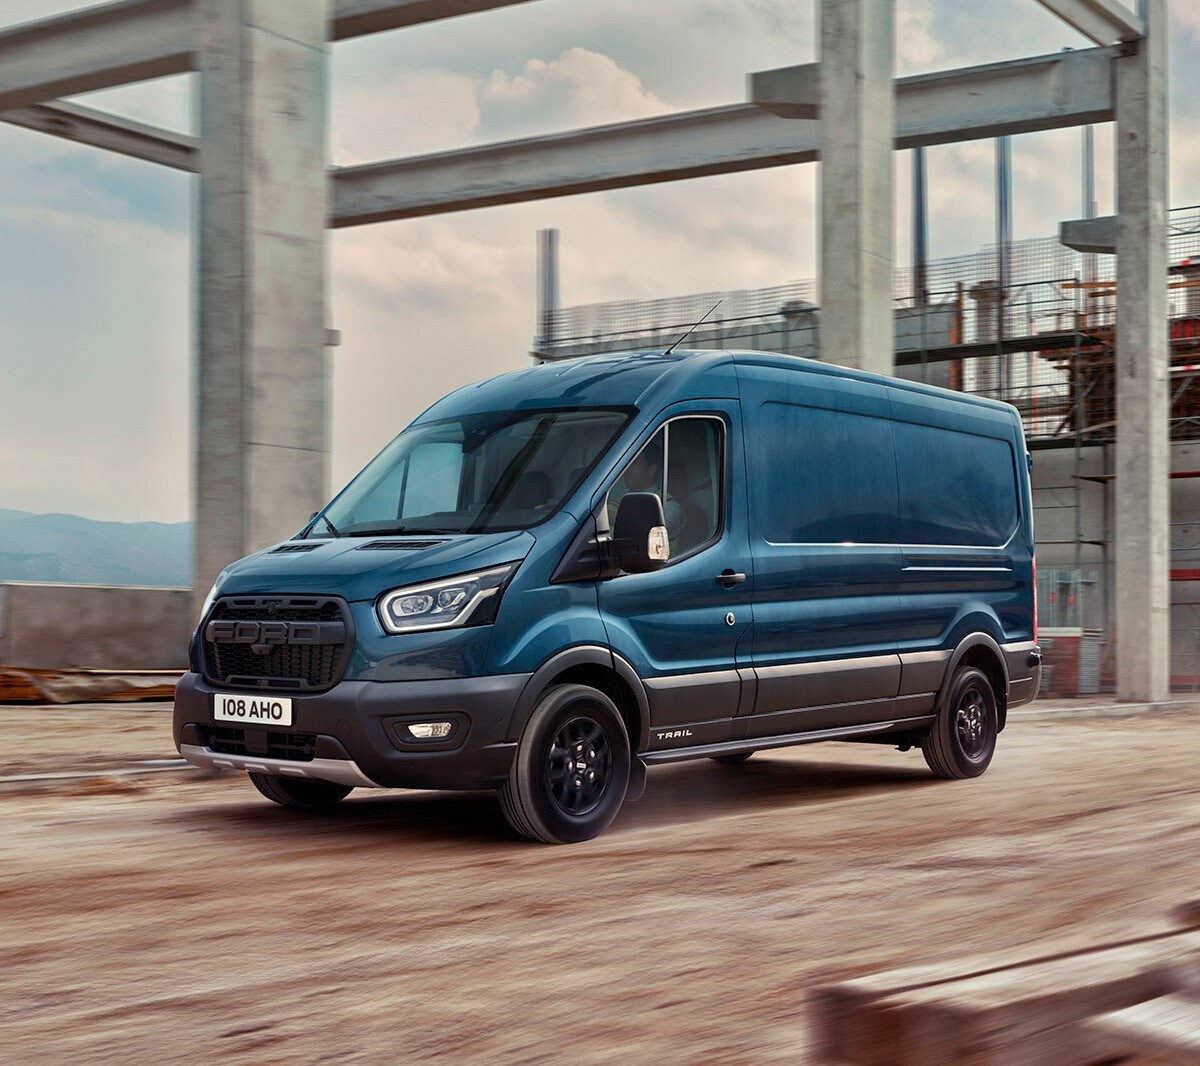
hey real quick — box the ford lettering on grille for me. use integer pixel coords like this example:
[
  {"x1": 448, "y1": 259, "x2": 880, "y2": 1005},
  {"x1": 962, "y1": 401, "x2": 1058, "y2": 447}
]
[{"x1": 205, "y1": 619, "x2": 346, "y2": 651}]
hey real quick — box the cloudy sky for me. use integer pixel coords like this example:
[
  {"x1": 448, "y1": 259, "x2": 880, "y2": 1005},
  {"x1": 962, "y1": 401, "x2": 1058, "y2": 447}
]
[{"x1": 2, "y1": 0, "x2": 1199, "y2": 523}]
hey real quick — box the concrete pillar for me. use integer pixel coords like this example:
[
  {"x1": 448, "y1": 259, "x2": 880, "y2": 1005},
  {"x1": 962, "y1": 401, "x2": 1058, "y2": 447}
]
[
  {"x1": 1115, "y1": 0, "x2": 1169, "y2": 702},
  {"x1": 818, "y1": 0, "x2": 895, "y2": 375},
  {"x1": 911, "y1": 148, "x2": 928, "y2": 307},
  {"x1": 1082, "y1": 125, "x2": 1098, "y2": 285},
  {"x1": 535, "y1": 228, "x2": 560, "y2": 353},
  {"x1": 194, "y1": 0, "x2": 330, "y2": 600}
]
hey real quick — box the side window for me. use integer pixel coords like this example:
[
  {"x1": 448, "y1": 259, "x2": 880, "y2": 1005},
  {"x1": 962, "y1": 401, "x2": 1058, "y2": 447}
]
[
  {"x1": 752, "y1": 402, "x2": 898, "y2": 543},
  {"x1": 893, "y1": 423, "x2": 1018, "y2": 546},
  {"x1": 666, "y1": 418, "x2": 722, "y2": 554},
  {"x1": 607, "y1": 417, "x2": 723, "y2": 558}
]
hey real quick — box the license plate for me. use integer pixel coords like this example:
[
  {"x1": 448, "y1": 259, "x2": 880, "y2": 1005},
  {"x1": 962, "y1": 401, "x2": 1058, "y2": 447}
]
[{"x1": 213, "y1": 693, "x2": 293, "y2": 727}]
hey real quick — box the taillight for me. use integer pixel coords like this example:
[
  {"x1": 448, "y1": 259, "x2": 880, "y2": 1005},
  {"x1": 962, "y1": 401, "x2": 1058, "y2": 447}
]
[{"x1": 1031, "y1": 555, "x2": 1038, "y2": 641}]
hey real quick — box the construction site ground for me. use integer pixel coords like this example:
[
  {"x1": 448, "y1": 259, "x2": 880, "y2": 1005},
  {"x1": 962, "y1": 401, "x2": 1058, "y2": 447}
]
[{"x1": 1, "y1": 697, "x2": 1197, "y2": 1063}]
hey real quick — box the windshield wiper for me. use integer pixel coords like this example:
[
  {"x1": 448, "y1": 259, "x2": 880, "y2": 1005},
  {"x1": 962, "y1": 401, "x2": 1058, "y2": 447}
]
[
  {"x1": 343, "y1": 525, "x2": 463, "y2": 537},
  {"x1": 317, "y1": 513, "x2": 340, "y2": 538}
]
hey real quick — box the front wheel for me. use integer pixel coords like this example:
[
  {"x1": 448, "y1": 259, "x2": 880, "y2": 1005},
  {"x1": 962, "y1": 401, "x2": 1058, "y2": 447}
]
[
  {"x1": 498, "y1": 684, "x2": 631, "y2": 844},
  {"x1": 922, "y1": 665, "x2": 998, "y2": 779},
  {"x1": 249, "y1": 772, "x2": 354, "y2": 809}
]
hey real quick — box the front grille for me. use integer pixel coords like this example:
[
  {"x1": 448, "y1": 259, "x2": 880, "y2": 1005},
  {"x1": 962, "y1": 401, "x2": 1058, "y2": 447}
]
[
  {"x1": 202, "y1": 595, "x2": 350, "y2": 691},
  {"x1": 202, "y1": 725, "x2": 317, "y2": 762}
]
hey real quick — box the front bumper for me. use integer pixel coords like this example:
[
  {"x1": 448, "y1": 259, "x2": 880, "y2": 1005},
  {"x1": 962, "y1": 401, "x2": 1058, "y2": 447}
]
[{"x1": 173, "y1": 670, "x2": 531, "y2": 790}]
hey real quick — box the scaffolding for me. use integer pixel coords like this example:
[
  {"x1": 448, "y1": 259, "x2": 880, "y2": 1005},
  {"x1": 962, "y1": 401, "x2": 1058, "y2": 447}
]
[{"x1": 539, "y1": 206, "x2": 1200, "y2": 451}]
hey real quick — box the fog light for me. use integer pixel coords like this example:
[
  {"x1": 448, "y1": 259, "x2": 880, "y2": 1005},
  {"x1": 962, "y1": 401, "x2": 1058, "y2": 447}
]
[{"x1": 407, "y1": 721, "x2": 454, "y2": 740}]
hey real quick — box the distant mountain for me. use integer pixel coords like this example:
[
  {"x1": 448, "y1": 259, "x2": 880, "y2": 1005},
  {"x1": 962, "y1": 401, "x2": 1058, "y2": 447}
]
[{"x1": 0, "y1": 508, "x2": 191, "y2": 588}]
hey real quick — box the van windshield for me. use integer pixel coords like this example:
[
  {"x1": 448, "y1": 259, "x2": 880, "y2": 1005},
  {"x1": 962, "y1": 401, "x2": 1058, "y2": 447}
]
[{"x1": 315, "y1": 407, "x2": 631, "y2": 536}]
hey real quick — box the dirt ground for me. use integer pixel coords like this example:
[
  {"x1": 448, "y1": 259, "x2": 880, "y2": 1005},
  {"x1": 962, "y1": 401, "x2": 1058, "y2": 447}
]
[{"x1": 1, "y1": 701, "x2": 1198, "y2": 1064}]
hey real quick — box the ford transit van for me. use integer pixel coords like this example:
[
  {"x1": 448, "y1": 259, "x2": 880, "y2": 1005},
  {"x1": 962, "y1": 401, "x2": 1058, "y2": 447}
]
[{"x1": 174, "y1": 350, "x2": 1041, "y2": 843}]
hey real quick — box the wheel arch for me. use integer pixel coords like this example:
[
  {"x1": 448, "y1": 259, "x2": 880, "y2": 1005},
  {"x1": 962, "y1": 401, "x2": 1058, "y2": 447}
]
[
  {"x1": 938, "y1": 632, "x2": 1010, "y2": 731},
  {"x1": 506, "y1": 645, "x2": 649, "y2": 752}
]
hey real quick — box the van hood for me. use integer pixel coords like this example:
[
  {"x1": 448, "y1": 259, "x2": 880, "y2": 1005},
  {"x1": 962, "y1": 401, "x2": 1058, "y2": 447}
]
[{"x1": 214, "y1": 530, "x2": 536, "y2": 602}]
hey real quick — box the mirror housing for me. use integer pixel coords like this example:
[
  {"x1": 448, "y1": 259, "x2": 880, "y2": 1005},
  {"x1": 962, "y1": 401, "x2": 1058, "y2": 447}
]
[{"x1": 612, "y1": 492, "x2": 670, "y2": 573}]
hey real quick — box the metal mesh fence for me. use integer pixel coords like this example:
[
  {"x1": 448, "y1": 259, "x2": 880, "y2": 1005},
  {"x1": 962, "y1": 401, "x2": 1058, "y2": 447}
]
[{"x1": 540, "y1": 207, "x2": 1200, "y2": 447}]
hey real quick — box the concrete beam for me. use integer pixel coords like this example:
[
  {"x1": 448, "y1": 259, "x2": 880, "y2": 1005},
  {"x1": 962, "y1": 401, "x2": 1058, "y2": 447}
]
[
  {"x1": 333, "y1": 105, "x2": 820, "y2": 226},
  {"x1": 0, "y1": 101, "x2": 198, "y2": 171},
  {"x1": 1060, "y1": 214, "x2": 1117, "y2": 254},
  {"x1": 0, "y1": 0, "x2": 194, "y2": 111},
  {"x1": 819, "y1": 0, "x2": 895, "y2": 377},
  {"x1": 330, "y1": 0, "x2": 542, "y2": 39},
  {"x1": 0, "y1": 0, "x2": 540, "y2": 112},
  {"x1": 194, "y1": 0, "x2": 330, "y2": 598},
  {"x1": 333, "y1": 46, "x2": 1116, "y2": 227},
  {"x1": 751, "y1": 63, "x2": 820, "y2": 120},
  {"x1": 1034, "y1": 0, "x2": 1144, "y2": 45},
  {"x1": 752, "y1": 47, "x2": 1115, "y2": 141},
  {"x1": 1114, "y1": 0, "x2": 1169, "y2": 702}
]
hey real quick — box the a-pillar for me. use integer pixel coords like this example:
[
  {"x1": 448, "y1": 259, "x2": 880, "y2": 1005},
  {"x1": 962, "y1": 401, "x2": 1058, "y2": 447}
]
[
  {"x1": 193, "y1": 0, "x2": 330, "y2": 602},
  {"x1": 1115, "y1": 0, "x2": 1169, "y2": 702},
  {"x1": 818, "y1": 0, "x2": 895, "y2": 375}
]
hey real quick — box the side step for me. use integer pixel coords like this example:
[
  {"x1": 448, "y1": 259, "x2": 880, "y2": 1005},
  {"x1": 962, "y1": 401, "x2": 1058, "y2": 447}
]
[{"x1": 640, "y1": 715, "x2": 934, "y2": 765}]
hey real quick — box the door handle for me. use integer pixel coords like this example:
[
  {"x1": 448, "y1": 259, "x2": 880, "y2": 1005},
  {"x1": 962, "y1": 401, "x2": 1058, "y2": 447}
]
[{"x1": 716, "y1": 569, "x2": 746, "y2": 588}]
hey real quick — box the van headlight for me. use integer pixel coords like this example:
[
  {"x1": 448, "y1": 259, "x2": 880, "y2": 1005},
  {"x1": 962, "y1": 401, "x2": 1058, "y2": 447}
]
[{"x1": 378, "y1": 563, "x2": 518, "y2": 634}]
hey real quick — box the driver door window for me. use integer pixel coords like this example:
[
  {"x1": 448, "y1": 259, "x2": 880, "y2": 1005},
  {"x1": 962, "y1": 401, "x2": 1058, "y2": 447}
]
[{"x1": 607, "y1": 417, "x2": 723, "y2": 560}]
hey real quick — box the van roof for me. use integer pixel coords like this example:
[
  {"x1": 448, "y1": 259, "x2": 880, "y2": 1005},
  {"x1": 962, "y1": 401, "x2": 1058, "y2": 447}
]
[
  {"x1": 727, "y1": 349, "x2": 1019, "y2": 417},
  {"x1": 415, "y1": 350, "x2": 729, "y2": 422},
  {"x1": 414, "y1": 348, "x2": 1017, "y2": 423}
]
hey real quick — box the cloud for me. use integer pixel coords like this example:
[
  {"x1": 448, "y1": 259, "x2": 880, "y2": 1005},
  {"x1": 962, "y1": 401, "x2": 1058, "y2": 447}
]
[
  {"x1": 332, "y1": 68, "x2": 481, "y2": 164},
  {"x1": 6, "y1": 0, "x2": 1200, "y2": 528},
  {"x1": 480, "y1": 47, "x2": 673, "y2": 134},
  {"x1": 1176, "y1": 5, "x2": 1200, "y2": 41},
  {"x1": 0, "y1": 192, "x2": 189, "y2": 522}
]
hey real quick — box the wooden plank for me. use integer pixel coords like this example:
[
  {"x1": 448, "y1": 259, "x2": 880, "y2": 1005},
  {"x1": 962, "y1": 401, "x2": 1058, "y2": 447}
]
[
  {"x1": 1088, "y1": 994, "x2": 1200, "y2": 1062},
  {"x1": 867, "y1": 947, "x2": 1172, "y2": 1066},
  {"x1": 809, "y1": 931, "x2": 1200, "y2": 1065},
  {"x1": 0, "y1": 667, "x2": 180, "y2": 703}
]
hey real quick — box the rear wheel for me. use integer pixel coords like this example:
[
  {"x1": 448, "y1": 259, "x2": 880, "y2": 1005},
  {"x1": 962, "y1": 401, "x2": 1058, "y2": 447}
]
[
  {"x1": 249, "y1": 772, "x2": 353, "y2": 810},
  {"x1": 710, "y1": 752, "x2": 753, "y2": 765},
  {"x1": 922, "y1": 665, "x2": 998, "y2": 779},
  {"x1": 498, "y1": 684, "x2": 631, "y2": 844}
]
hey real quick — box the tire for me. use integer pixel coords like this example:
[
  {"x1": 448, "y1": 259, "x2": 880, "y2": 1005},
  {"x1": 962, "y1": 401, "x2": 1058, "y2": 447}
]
[
  {"x1": 710, "y1": 752, "x2": 753, "y2": 765},
  {"x1": 248, "y1": 772, "x2": 354, "y2": 810},
  {"x1": 922, "y1": 665, "x2": 998, "y2": 780},
  {"x1": 498, "y1": 684, "x2": 631, "y2": 844}
]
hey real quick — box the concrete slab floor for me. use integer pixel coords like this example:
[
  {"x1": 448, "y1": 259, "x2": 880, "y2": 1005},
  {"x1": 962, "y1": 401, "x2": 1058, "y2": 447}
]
[{"x1": 0, "y1": 700, "x2": 1197, "y2": 1062}]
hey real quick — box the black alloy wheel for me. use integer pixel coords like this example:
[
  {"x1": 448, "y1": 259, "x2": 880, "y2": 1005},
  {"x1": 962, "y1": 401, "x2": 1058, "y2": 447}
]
[
  {"x1": 547, "y1": 715, "x2": 613, "y2": 817},
  {"x1": 955, "y1": 683, "x2": 991, "y2": 761},
  {"x1": 499, "y1": 684, "x2": 631, "y2": 844},
  {"x1": 922, "y1": 665, "x2": 999, "y2": 780}
]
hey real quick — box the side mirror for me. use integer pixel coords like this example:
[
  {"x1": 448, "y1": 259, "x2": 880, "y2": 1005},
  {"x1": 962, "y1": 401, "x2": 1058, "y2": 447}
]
[{"x1": 613, "y1": 492, "x2": 670, "y2": 573}]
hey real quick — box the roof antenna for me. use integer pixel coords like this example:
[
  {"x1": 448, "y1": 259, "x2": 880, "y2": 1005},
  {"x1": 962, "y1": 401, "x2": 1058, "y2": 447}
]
[{"x1": 664, "y1": 299, "x2": 722, "y2": 355}]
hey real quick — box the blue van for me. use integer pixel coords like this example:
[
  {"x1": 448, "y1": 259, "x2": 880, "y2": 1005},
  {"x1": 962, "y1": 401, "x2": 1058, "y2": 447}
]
[{"x1": 174, "y1": 350, "x2": 1041, "y2": 843}]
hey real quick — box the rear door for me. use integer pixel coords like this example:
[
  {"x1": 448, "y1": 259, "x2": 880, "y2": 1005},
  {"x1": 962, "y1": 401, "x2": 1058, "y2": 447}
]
[
  {"x1": 597, "y1": 401, "x2": 754, "y2": 751},
  {"x1": 737, "y1": 361, "x2": 903, "y2": 736}
]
